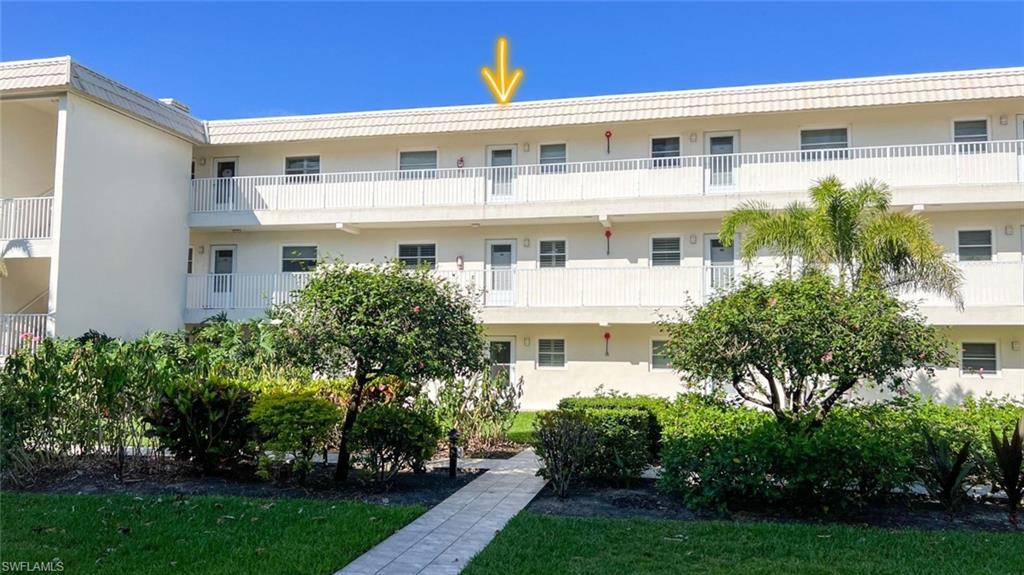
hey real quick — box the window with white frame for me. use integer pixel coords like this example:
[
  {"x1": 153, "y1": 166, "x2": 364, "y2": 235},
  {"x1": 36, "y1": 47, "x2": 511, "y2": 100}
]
[
  {"x1": 651, "y1": 137, "x2": 681, "y2": 167},
  {"x1": 282, "y1": 246, "x2": 318, "y2": 272},
  {"x1": 953, "y1": 120, "x2": 988, "y2": 143},
  {"x1": 651, "y1": 237, "x2": 681, "y2": 266},
  {"x1": 398, "y1": 243, "x2": 436, "y2": 269},
  {"x1": 539, "y1": 143, "x2": 567, "y2": 173},
  {"x1": 399, "y1": 150, "x2": 438, "y2": 177},
  {"x1": 651, "y1": 340, "x2": 671, "y2": 370},
  {"x1": 285, "y1": 156, "x2": 320, "y2": 175},
  {"x1": 957, "y1": 230, "x2": 993, "y2": 261},
  {"x1": 961, "y1": 342, "x2": 997, "y2": 375},
  {"x1": 539, "y1": 240, "x2": 567, "y2": 268},
  {"x1": 538, "y1": 338, "x2": 566, "y2": 368},
  {"x1": 800, "y1": 128, "x2": 848, "y2": 160},
  {"x1": 187, "y1": 247, "x2": 194, "y2": 274}
]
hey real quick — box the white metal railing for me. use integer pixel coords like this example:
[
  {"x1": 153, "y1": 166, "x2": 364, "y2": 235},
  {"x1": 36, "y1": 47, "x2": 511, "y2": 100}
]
[
  {"x1": 0, "y1": 197, "x2": 53, "y2": 240},
  {"x1": 189, "y1": 140, "x2": 1024, "y2": 213},
  {"x1": 185, "y1": 261, "x2": 1024, "y2": 313},
  {"x1": 0, "y1": 313, "x2": 50, "y2": 357}
]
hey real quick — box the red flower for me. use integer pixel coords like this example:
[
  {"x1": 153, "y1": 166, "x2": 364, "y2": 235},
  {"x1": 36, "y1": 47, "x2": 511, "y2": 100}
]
[{"x1": 412, "y1": 305, "x2": 421, "y2": 314}]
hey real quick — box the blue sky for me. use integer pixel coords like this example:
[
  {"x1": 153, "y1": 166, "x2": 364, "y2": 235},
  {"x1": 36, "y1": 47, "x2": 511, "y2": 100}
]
[{"x1": 2, "y1": 2, "x2": 1022, "y2": 119}]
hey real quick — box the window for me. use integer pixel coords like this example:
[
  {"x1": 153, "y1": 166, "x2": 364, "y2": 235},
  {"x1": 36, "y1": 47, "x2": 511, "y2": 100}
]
[
  {"x1": 651, "y1": 237, "x2": 681, "y2": 266},
  {"x1": 957, "y1": 230, "x2": 993, "y2": 261},
  {"x1": 538, "y1": 338, "x2": 566, "y2": 368},
  {"x1": 398, "y1": 243, "x2": 436, "y2": 269},
  {"x1": 961, "y1": 342, "x2": 997, "y2": 375},
  {"x1": 539, "y1": 240, "x2": 567, "y2": 268},
  {"x1": 800, "y1": 128, "x2": 848, "y2": 160},
  {"x1": 282, "y1": 245, "x2": 318, "y2": 272},
  {"x1": 539, "y1": 143, "x2": 567, "y2": 173},
  {"x1": 187, "y1": 247, "x2": 194, "y2": 274},
  {"x1": 399, "y1": 150, "x2": 438, "y2": 178},
  {"x1": 651, "y1": 137, "x2": 681, "y2": 167},
  {"x1": 953, "y1": 120, "x2": 988, "y2": 143},
  {"x1": 285, "y1": 156, "x2": 320, "y2": 175},
  {"x1": 651, "y1": 340, "x2": 671, "y2": 370}
]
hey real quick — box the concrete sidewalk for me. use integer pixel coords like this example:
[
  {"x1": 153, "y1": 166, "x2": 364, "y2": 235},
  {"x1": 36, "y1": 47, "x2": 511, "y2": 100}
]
[{"x1": 336, "y1": 450, "x2": 546, "y2": 575}]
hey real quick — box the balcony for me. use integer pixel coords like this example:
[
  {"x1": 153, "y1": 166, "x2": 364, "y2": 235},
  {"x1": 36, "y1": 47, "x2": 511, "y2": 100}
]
[
  {"x1": 189, "y1": 140, "x2": 1024, "y2": 226},
  {"x1": 0, "y1": 313, "x2": 50, "y2": 357},
  {"x1": 0, "y1": 197, "x2": 53, "y2": 242},
  {"x1": 184, "y1": 261, "x2": 1023, "y2": 325}
]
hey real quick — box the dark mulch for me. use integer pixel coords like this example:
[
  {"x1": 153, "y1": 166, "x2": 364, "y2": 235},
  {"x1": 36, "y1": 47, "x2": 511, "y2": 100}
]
[
  {"x1": 528, "y1": 478, "x2": 1023, "y2": 533},
  {"x1": 9, "y1": 457, "x2": 483, "y2": 508}
]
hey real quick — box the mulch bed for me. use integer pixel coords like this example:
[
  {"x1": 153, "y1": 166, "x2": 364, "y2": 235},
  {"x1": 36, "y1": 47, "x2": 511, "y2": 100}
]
[
  {"x1": 8, "y1": 457, "x2": 483, "y2": 508},
  {"x1": 527, "y1": 478, "x2": 1023, "y2": 533}
]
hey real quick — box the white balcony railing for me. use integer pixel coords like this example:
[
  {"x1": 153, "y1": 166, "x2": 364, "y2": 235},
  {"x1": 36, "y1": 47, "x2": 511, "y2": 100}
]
[
  {"x1": 0, "y1": 197, "x2": 53, "y2": 240},
  {"x1": 185, "y1": 262, "x2": 1024, "y2": 313},
  {"x1": 190, "y1": 140, "x2": 1024, "y2": 213},
  {"x1": 0, "y1": 313, "x2": 50, "y2": 357}
]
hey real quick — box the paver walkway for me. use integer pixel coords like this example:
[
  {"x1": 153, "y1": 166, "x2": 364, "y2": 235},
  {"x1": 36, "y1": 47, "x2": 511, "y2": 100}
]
[{"x1": 336, "y1": 449, "x2": 546, "y2": 575}]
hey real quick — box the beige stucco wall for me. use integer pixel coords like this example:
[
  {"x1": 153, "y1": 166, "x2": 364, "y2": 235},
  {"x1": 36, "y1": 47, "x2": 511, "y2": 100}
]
[
  {"x1": 0, "y1": 257, "x2": 49, "y2": 313},
  {"x1": 0, "y1": 98, "x2": 58, "y2": 199},
  {"x1": 50, "y1": 94, "x2": 191, "y2": 338}
]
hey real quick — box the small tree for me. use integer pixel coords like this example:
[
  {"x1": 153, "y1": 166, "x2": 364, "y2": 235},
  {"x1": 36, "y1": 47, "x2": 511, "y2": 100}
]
[
  {"x1": 275, "y1": 260, "x2": 488, "y2": 481},
  {"x1": 662, "y1": 273, "x2": 952, "y2": 428}
]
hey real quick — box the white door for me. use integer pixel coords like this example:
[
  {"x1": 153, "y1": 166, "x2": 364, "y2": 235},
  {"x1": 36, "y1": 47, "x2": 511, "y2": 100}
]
[
  {"x1": 209, "y1": 245, "x2": 237, "y2": 309},
  {"x1": 488, "y1": 337, "x2": 516, "y2": 386},
  {"x1": 705, "y1": 132, "x2": 739, "y2": 191},
  {"x1": 486, "y1": 145, "x2": 517, "y2": 202},
  {"x1": 704, "y1": 234, "x2": 735, "y2": 297},
  {"x1": 485, "y1": 239, "x2": 516, "y2": 306},
  {"x1": 214, "y1": 158, "x2": 238, "y2": 210}
]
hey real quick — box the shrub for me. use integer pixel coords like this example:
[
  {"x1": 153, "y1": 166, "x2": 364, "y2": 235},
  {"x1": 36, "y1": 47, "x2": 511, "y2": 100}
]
[
  {"x1": 582, "y1": 408, "x2": 652, "y2": 486},
  {"x1": 533, "y1": 411, "x2": 595, "y2": 498},
  {"x1": 249, "y1": 392, "x2": 342, "y2": 484},
  {"x1": 434, "y1": 371, "x2": 524, "y2": 445},
  {"x1": 350, "y1": 404, "x2": 442, "y2": 483},
  {"x1": 659, "y1": 393, "x2": 1024, "y2": 513},
  {"x1": 988, "y1": 416, "x2": 1024, "y2": 526},
  {"x1": 558, "y1": 395, "x2": 668, "y2": 457},
  {"x1": 143, "y1": 376, "x2": 256, "y2": 473},
  {"x1": 920, "y1": 431, "x2": 974, "y2": 520}
]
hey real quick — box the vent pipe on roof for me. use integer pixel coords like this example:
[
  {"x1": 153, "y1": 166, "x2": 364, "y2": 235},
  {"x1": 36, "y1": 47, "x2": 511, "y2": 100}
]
[{"x1": 159, "y1": 98, "x2": 190, "y2": 114}]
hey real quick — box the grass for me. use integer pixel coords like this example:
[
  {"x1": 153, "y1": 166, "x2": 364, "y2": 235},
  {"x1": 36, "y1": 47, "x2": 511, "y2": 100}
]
[
  {"x1": 506, "y1": 410, "x2": 541, "y2": 444},
  {"x1": 464, "y1": 512, "x2": 1024, "y2": 575},
  {"x1": 0, "y1": 492, "x2": 422, "y2": 575}
]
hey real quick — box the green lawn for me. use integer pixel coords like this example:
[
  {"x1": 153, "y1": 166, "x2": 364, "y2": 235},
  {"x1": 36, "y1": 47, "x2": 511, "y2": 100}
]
[
  {"x1": 506, "y1": 410, "x2": 541, "y2": 444},
  {"x1": 464, "y1": 512, "x2": 1024, "y2": 575},
  {"x1": 0, "y1": 492, "x2": 422, "y2": 575}
]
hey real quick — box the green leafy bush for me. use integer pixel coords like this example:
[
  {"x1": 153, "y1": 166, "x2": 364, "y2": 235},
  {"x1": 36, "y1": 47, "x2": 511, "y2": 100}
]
[
  {"x1": 920, "y1": 431, "x2": 974, "y2": 520},
  {"x1": 659, "y1": 394, "x2": 1023, "y2": 512},
  {"x1": 143, "y1": 376, "x2": 257, "y2": 473},
  {"x1": 533, "y1": 411, "x2": 596, "y2": 498},
  {"x1": 582, "y1": 408, "x2": 652, "y2": 486},
  {"x1": 434, "y1": 371, "x2": 524, "y2": 445},
  {"x1": 558, "y1": 395, "x2": 668, "y2": 457},
  {"x1": 249, "y1": 392, "x2": 341, "y2": 484},
  {"x1": 987, "y1": 416, "x2": 1023, "y2": 526},
  {"x1": 350, "y1": 404, "x2": 442, "y2": 483}
]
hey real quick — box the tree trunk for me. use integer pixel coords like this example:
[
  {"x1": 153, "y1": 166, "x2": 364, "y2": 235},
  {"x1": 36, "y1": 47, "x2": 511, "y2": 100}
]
[{"x1": 333, "y1": 370, "x2": 366, "y2": 483}]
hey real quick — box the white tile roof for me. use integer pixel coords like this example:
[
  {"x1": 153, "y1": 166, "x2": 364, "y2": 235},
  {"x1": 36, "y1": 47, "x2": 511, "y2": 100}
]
[
  {"x1": 205, "y1": 67, "x2": 1024, "y2": 145},
  {"x1": 3, "y1": 57, "x2": 1023, "y2": 146},
  {"x1": 0, "y1": 56, "x2": 206, "y2": 143}
]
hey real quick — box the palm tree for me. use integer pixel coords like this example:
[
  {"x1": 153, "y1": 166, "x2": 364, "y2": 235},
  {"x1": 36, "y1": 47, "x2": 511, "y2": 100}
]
[{"x1": 719, "y1": 176, "x2": 963, "y2": 308}]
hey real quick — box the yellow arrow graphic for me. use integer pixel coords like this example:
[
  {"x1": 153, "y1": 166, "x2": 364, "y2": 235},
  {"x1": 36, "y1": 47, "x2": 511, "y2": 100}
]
[{"x1": 481, "y1": 37, "x2": 524, "y2": 105}]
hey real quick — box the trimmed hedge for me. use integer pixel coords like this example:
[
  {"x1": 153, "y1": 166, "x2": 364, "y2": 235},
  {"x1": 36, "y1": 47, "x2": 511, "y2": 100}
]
[
  {"x1": 658, "y1": 393, "x2": 1024, "y2": 512},
  {"x1": 583, "y1": 408, "x2": 652, "y2": 485},
  {"x1": 558, "y1": 395, "x2": 668, "y2": 457}
]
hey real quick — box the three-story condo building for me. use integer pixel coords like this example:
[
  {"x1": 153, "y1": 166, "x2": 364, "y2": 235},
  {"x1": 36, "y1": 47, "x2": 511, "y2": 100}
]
[{"x1": 1, "y1": 56, "x2": 1022, "y2": 407}]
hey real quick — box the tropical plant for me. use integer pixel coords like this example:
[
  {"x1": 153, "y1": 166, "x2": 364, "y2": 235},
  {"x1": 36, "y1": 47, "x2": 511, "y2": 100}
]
[
  {"x1": 350, "y1": 404, "x2": 442, "y2": 484},
  {"x1": 989, "y1": 416, "x2": 1024, "y2": 526},
  {"x1": 249, "y1": 392, "x2": 341, "y2": 484},
  {"x1": 533, "y1": 411, "x2": 596, "y2": 498},
  {"x1": 920, "y1": 431, "x2": 974, "y2": 520},
  {"x1": 661, "y1": 273, "x2": 952, "y2": 427},
  {"x1": 273, "y1": 259, "x2": 488, "y2": 482},
  {"x1": 433, "y1": 371, "x2": 524, "y2": 446},
  {"x1": 719, "y1": 176, "x2": 963, "y2": 307}
]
